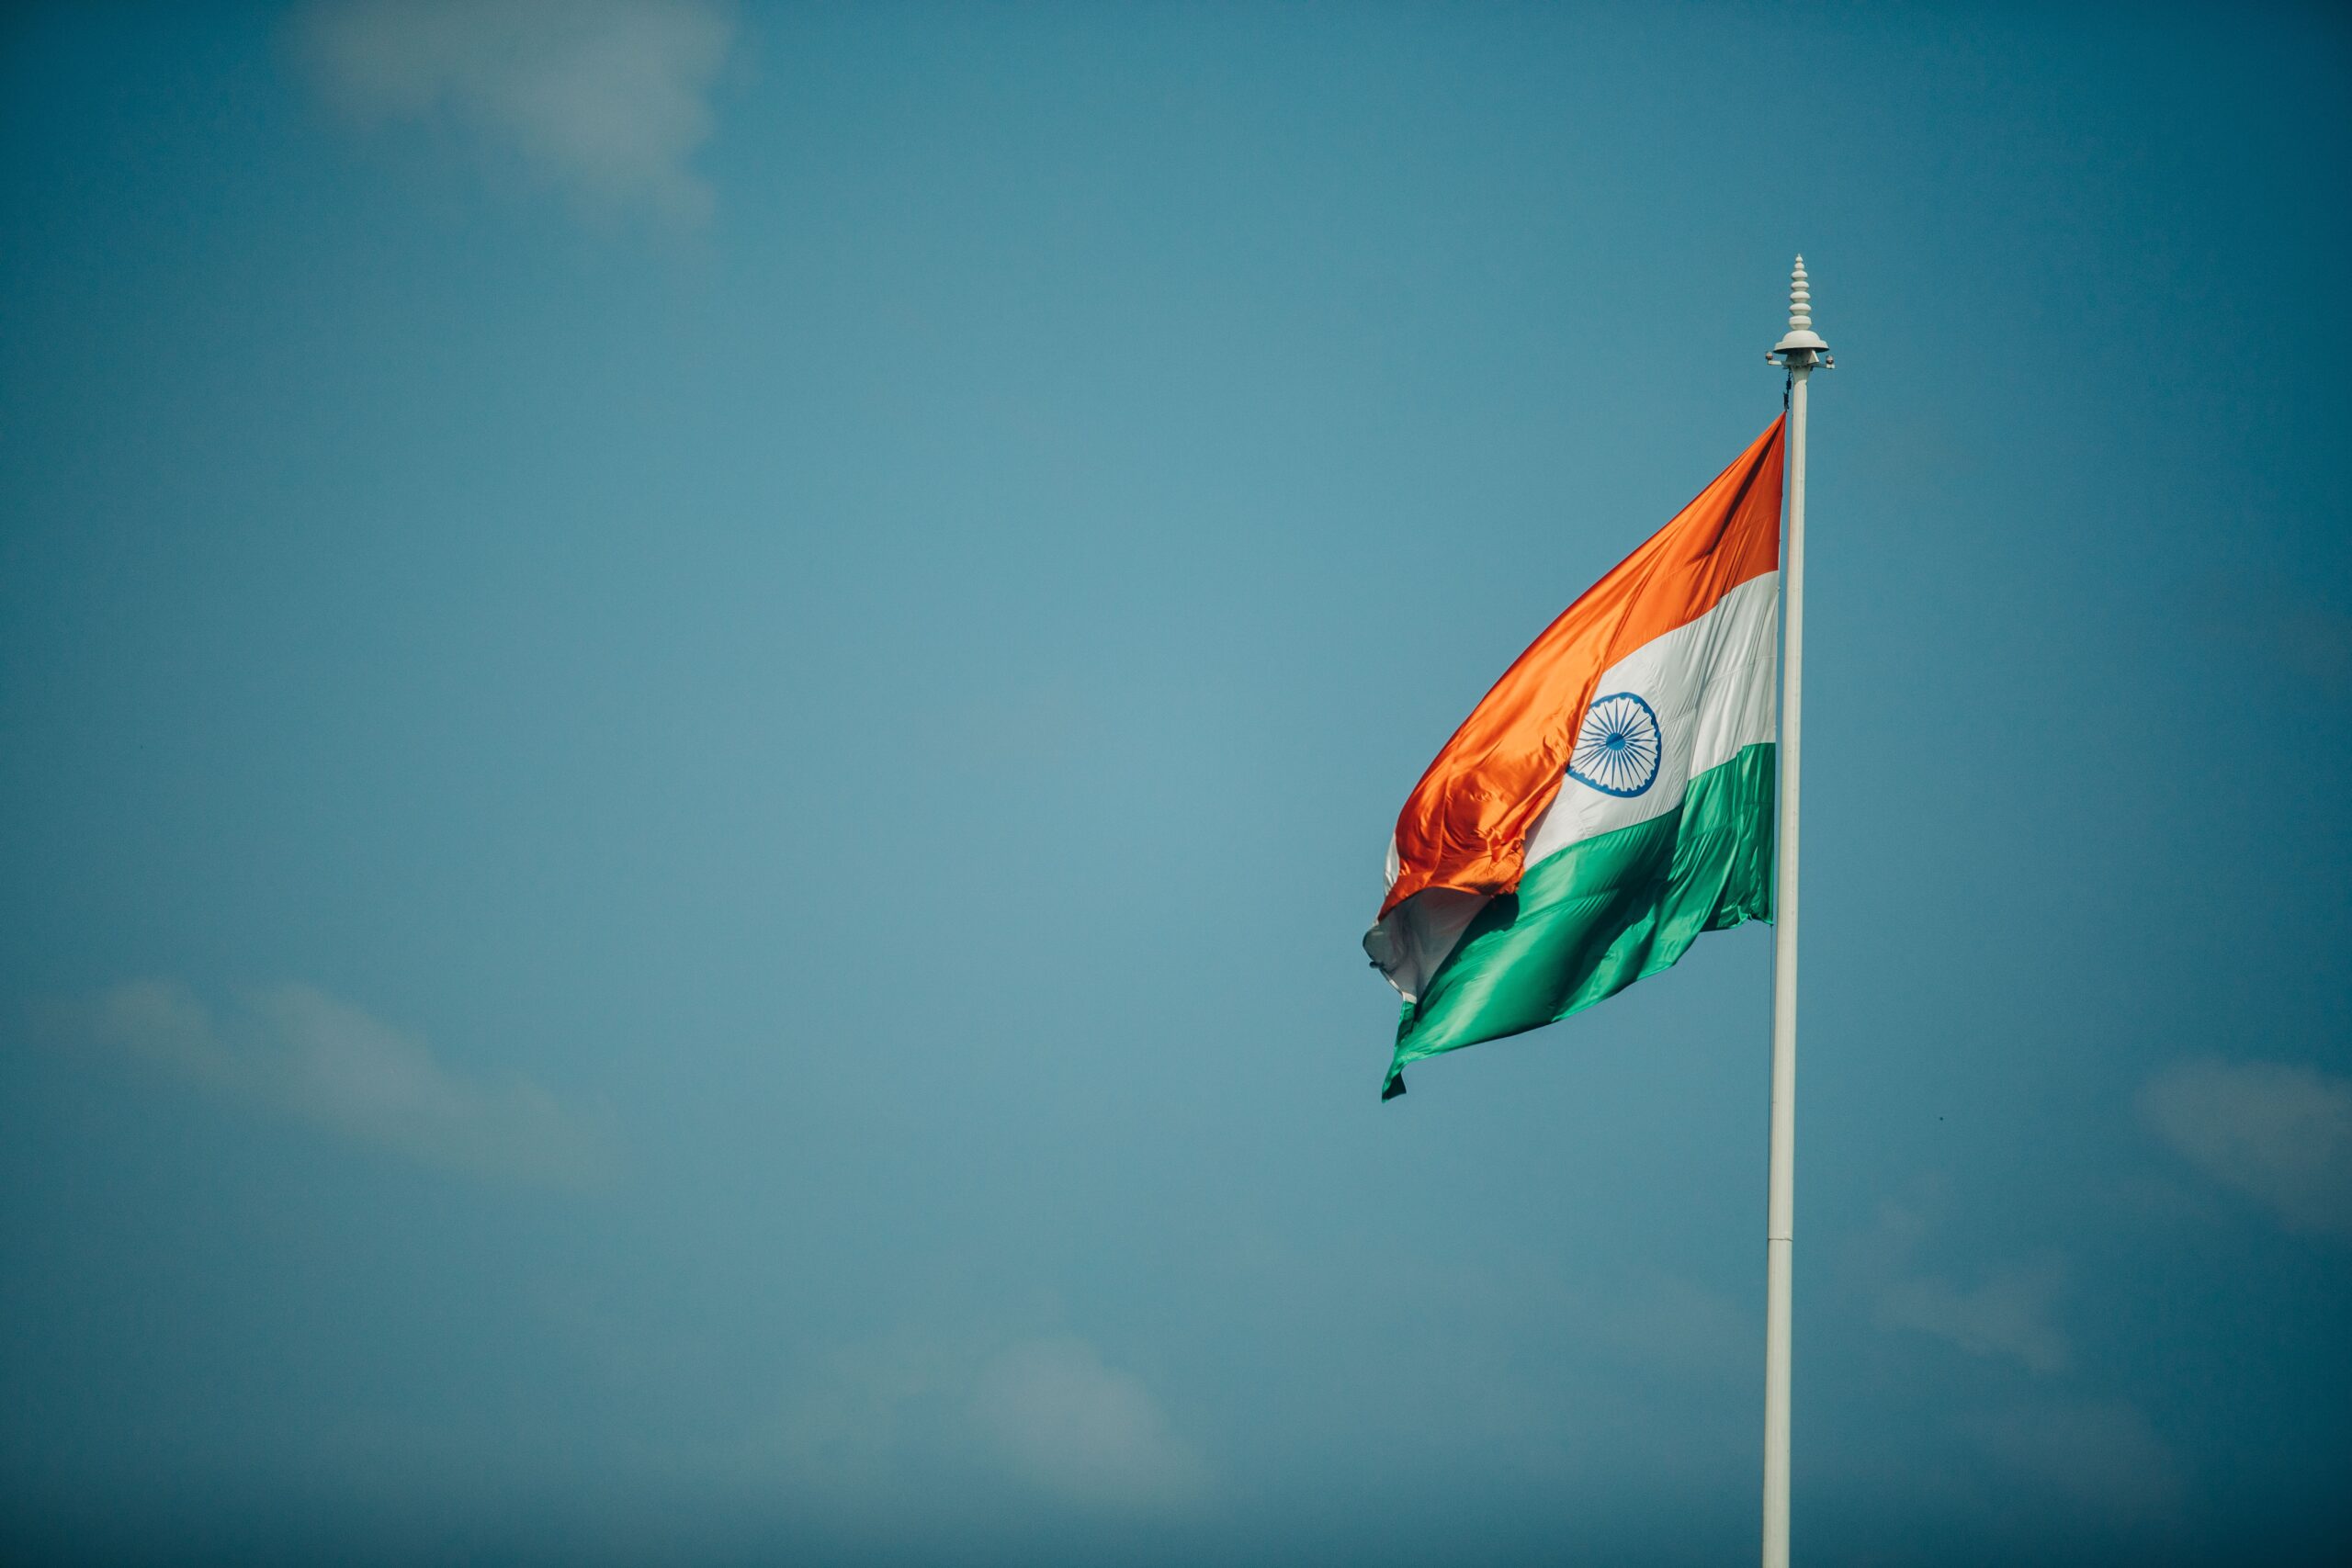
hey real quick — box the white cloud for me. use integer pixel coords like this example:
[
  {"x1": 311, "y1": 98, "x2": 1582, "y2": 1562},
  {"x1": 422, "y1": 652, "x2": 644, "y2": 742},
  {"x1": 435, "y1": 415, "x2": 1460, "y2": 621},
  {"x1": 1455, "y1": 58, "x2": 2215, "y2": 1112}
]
[
  {"x1": 1961, "y1": 1400, "x2": 2182, "y2": 1526},
  {"x1": 1853, "y1": 1197, "x2": 2072, "y2": 1373},
  {"x1": 293, "y1": 0, "x2": 736, "y2": 222},
  {"x1": 1873, "y1": 1256, "x2": 2071, "y2": 1374},
  {"x1": 2139, "y1": 1056, "x2": 2352, "y2": 1237},
  {"x1": 775, "y1": 1328, "x2": 1210, "y2": 1515},
  {"x1": 81, "y1": 979, "x2": 614, "y2": 1189},
  {"x1": 777, "y1": 1326, "x2": 976, "y2": 1484},
  {"x1": 969, "y1": 1337, "x2": 1211, "y2": 1512}
]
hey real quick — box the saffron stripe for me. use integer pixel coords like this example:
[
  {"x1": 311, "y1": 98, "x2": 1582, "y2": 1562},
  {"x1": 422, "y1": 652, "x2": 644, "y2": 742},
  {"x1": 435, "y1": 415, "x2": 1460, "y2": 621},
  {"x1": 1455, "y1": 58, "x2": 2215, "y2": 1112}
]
[{"x1": 1382, "y1": 419, "x2": 1784, "y2": 917}]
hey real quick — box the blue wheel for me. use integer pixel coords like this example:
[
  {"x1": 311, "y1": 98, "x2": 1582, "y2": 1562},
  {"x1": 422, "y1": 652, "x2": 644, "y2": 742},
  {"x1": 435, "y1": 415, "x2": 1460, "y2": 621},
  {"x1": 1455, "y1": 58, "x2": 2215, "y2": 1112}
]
[{"x1": 1567, "y1": 692, "x2": 1663, "y2": 797}]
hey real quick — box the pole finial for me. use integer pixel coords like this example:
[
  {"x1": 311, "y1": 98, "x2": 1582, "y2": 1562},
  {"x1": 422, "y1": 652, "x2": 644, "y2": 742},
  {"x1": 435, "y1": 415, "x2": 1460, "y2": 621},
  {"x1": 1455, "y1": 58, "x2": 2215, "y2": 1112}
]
[{"x1": 1770, "y1": 254, "x2": 1830, "y2": 366}]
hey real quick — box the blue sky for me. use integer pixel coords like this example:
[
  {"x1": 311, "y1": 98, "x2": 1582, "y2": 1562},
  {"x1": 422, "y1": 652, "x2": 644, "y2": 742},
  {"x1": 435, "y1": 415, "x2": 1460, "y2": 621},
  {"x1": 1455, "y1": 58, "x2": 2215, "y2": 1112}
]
[{"x1": 3, "y1": 4, "x2": 2347, "y2": 1564}]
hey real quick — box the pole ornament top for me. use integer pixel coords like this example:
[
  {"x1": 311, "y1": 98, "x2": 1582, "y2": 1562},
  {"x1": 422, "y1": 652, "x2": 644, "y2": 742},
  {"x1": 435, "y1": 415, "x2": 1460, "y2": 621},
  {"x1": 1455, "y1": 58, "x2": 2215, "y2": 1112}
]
[{"x1": 1770, "y1": 254, "x2": 1830, "y2": 366}]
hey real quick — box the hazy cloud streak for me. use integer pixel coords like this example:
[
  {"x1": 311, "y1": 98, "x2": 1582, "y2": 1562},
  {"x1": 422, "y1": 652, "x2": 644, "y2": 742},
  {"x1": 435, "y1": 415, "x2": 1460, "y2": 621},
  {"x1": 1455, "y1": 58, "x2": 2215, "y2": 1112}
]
[
  {"x1": 2140, "y1": 1056, "x2": 2352, "y2": 1236},
  {"x1": 81, "y1": 979, "x2": 615, "y2": 1189},
  {"x1": 969, "y1": 1337, "x2": 1211, "y2": 1511},
  {"x1": 1874, "y1": 1258, "x2": 2072, "y2": 1373},
  {"x1": 1960, "y1": 1400, "x2": 2182, "y2": 1526},
  {"x1": 293, "y1": 0, "x2": 736, "y2": 222},
  {"x1": 776, "y1": 1329, "x2": 1211, "y2": 1515},
  {"x1": 1857, "y1": 1198, "x2": 2072, "y2": 1373}
]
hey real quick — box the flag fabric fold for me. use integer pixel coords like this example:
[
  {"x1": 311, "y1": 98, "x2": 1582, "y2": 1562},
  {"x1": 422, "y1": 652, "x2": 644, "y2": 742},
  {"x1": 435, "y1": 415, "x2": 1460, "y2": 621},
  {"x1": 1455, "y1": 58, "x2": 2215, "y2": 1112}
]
[{"x1": 1366, "y1": 419, "x2": 1786, "y2": 1098}]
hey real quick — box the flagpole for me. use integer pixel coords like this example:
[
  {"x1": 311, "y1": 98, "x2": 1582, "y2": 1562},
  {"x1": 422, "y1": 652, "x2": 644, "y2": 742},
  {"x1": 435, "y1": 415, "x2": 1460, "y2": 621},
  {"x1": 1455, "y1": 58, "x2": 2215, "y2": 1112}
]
[{"x1": 1762, "y1": 256, "x2": 1827, "y2": 1568}]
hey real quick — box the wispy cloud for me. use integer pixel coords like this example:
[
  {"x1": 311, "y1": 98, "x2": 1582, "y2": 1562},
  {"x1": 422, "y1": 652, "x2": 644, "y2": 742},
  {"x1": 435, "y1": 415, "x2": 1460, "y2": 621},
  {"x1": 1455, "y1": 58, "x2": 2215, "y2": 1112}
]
[
  {"x1": 2139, "y1": 1057, "x2": 2352, "y2": 1237},
  {"x1": 292, "y1": 0, "x2": 737, "y2": 222},
  {"x1": 969, "y1": 1337, "x2": 1210, "y2": 1511},
  {"x1": 1854, "y1": 1197, "x2": 2072, "y2": 1373},
  {"x1": 77, "y1": 979, "x2": 615, "y2": 1189},
  {"x1": 1960, "y1": 1400, "x2": 2182, "y2": 1527},
  {"x1": 1875, "y1": 1257, "x2": 2072, "y2": 1373},
  {"x1": 777, "y1": 1328, "x2": 1211, "y2": 1515}
]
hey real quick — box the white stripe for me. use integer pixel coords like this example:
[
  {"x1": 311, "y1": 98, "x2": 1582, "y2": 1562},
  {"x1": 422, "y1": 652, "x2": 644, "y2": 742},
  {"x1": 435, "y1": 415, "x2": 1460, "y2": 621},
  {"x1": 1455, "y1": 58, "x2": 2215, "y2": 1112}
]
[{"x1": 1521, "y1": 570, "x2": 1779, "y2": 867}]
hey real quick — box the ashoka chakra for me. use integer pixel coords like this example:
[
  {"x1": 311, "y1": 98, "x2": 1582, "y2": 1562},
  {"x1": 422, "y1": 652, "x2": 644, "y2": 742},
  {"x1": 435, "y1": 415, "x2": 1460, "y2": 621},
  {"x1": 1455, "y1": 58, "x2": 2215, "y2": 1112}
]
[{"x1": 1567, "y1": 692, "x2": 1663, "y2": 798}]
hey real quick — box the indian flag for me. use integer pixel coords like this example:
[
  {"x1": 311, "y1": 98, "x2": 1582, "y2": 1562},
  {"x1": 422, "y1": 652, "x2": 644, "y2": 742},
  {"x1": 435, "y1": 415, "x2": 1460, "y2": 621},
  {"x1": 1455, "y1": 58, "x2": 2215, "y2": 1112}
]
[{"x1": 1365, "y1": 418, "x2": 1787, "y2": 1099}]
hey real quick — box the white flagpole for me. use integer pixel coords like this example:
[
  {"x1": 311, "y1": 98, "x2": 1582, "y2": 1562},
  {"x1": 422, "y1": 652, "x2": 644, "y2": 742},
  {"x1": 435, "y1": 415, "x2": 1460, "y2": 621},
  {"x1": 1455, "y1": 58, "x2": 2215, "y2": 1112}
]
[{"x1": 1762, "y1": 256, "x2": 1827, "y2": 1568}]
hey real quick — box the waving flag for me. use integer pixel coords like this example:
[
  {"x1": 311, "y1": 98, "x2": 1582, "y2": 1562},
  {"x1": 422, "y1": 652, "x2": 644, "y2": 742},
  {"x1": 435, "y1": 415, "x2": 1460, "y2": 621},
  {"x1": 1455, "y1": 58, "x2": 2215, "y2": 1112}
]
[{"x1": 1365, "y1": 419, "x2": 1786, "y2": 1099}]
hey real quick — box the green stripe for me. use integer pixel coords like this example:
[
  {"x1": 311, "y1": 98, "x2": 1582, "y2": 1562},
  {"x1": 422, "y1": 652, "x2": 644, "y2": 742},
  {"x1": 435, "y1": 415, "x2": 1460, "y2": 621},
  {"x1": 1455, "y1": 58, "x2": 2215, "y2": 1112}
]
[{"x1": 1384, "y1": 742, "x2": 1775, "y2": 1097}]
